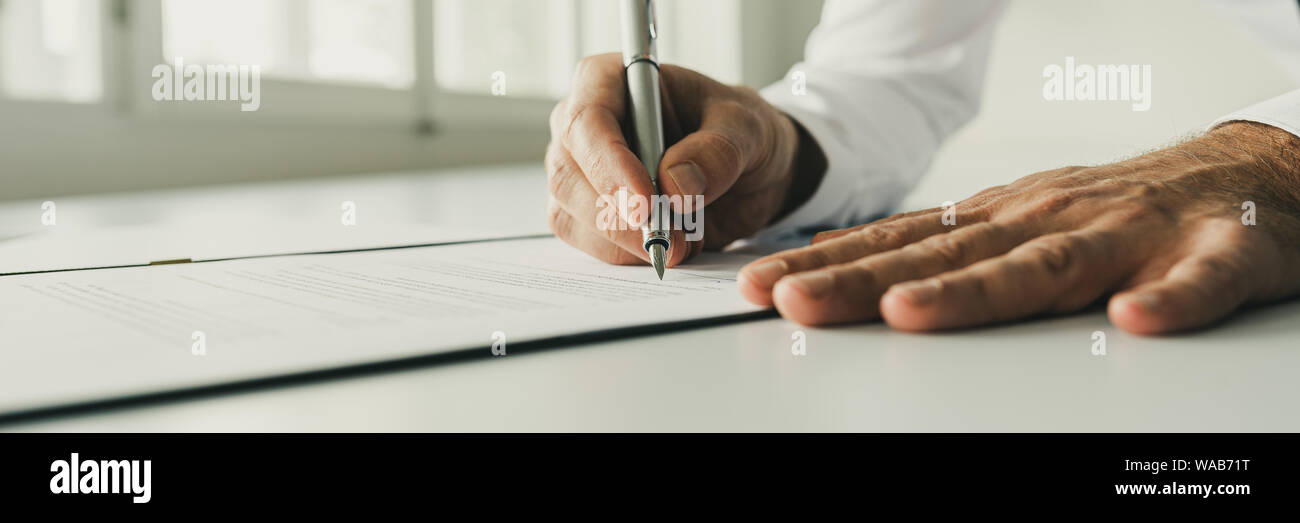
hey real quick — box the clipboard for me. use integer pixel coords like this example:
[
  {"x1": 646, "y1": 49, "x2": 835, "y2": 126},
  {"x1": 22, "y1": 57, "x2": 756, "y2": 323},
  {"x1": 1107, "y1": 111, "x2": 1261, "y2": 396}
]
[{"x1": 0, "y1": 235, "x2": 773, "y2": 423}]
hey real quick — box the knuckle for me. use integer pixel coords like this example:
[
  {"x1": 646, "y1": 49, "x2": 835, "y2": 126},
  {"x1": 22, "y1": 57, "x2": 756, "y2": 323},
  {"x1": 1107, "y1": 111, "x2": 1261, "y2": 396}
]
[
  {"x1": 593, "y1": 215, "x2": 629, "y2": 245},
  {"x1": 705, "y1": 99, "x2": 762, "y2": 140},
  {"x1": 582, "y1": 146, "x2": 624, "y2": 193},
  {"x1": 1027, "y1": 189, "x2": 1081, "y2": 217},
  {"x1": 1195, "y1": 253, "x2": 1247, "y2": 282},
  {"x1": 692, "y1": 129, "x2": 745, "y2": 172},
  {"x1": 1211, "y1": 218, "x2": 1252, "y2": 243},
  {"x1": 779, "y1": 245, "x2": 833, "y2": 271},
  {"x1": 1188, "y1": 252, "x2": 1253, "y2": 305},
  {"x1": 1022, "y1": 235, "x2": 1082, "y2": 276},
  {"x1": 1093, "y1": 177, "x2": 1129, "y2": 190},
  {"x1": 546, "y1": 201, "x2": 569, "y2": 236},
  {"x1": 852, "y1": 224, "x2": 910, "y2": 250},
  {"x1": 962, "y1": 275, "x2": 1002, "y2": 321},
  {"x1": 543, "y1": 143, "x2": 565, "y2": 172},
  {"x1": 961, "y1": 203, "x2": 994, "y2": 222},
  {"x1": 718, "y1": 98, "x2": 761, "y2": 126},
  {"x1": 841, "y1": 262, "x2": 882, "y2": 292},
  {"x1": 1108, "y1": 202, "x2": 1162, "y2": 225},
  {"x1": 729, "y1": 85, "x2": 762, "y2": 100},
  {"x1": 560, "y1": 103, "x2": 593, "y2": 145},
  {"x1": 1130, "y1": 183, "x2": 1161, "y2": 199},
  {"x1": 545, "y1": 155, "x2": 577, "y2": 198},
  {"x1": 915, "y1": 233, "x2": 970, "y2": 267},
  {"x1": 970, "y1": 184, "x2": 1009, "y2": 201}
]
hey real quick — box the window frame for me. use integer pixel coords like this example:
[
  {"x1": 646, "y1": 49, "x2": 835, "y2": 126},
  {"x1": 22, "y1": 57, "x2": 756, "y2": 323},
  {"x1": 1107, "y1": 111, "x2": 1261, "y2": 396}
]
[
  {"x1": 424, "y1": 0, "x2": 568, "y2": 131},
  {"x1": 2, "y1": 0, "x2": 788, "y2": 135},
  {"x1": 0, "y1": 0, "x2": 557, "y2": 133},
  {"x1": 128, "y1": 0, "x2": 427, "y2": 130}
]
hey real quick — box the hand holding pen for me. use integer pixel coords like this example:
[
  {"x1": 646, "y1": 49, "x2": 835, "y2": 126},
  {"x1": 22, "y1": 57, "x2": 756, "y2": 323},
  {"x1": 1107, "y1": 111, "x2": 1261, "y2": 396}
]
[{"x1": 543, "y1": 3, "x2": 807, "y2": 274}]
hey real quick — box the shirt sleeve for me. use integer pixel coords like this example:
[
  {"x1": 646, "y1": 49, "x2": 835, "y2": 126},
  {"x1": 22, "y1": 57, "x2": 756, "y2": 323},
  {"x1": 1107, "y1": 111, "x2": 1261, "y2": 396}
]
[
  {"x1": 1210, "y1": 89, "x2": 1300, "y2": 138},
  {"x1": 758, "y1": 0, "x2": 1008, "y2": 238}
]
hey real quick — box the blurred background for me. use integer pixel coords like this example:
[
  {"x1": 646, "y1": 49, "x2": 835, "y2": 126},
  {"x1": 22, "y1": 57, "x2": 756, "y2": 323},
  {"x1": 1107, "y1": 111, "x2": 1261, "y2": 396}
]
[
  {"x1": 0, "y1": 0, "x2": 817, "y2": 200},
  {"x1": 0, "y1": 0, "x2": 1296, "y2": 207}
]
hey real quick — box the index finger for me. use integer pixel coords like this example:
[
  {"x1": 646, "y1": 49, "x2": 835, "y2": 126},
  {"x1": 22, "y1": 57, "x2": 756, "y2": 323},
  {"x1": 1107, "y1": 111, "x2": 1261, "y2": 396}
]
[{"x1": 555, "y1": 54, "x2": 656, "y2": 202}]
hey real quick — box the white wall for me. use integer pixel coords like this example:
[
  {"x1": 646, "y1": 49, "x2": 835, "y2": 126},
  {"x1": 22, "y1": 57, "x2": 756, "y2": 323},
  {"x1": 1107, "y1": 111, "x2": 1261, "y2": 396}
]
[{"x1": 902, "y1": 0, "x2": 1300, "y2": 210}]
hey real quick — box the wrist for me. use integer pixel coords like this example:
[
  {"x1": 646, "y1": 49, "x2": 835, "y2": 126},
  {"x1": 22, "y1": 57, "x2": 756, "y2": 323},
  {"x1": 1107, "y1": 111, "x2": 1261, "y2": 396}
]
[
  {"x1": 1201, "y1": 122, "x2": 1300, "y2": 210},
  {"x1": 1205, "y1": 121, "x2": 1300, "y2": 179},
  {"x1": 769, "y1": 112, "x2": 828, "y2": 225},
  {"x1": 1125, "y1": 121, "x2": 1300, "y2": 229}
]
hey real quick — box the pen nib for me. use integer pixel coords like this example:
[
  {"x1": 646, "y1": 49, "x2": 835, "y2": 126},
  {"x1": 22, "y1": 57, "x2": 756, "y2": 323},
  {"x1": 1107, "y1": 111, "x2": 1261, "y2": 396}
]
[{"x1": 650, "y1": 243, "x2": 666, "y2": 280}]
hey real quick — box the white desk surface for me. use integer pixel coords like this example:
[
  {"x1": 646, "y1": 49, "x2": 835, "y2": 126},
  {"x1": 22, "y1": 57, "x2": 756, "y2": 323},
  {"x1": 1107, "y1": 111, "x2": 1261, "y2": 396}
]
[{"x1": 2, "y1": 164, "x2": 1298, "y2": 432}]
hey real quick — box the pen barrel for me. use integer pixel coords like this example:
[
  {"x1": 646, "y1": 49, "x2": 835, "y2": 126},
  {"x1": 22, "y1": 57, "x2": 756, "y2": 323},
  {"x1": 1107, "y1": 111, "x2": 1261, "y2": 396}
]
[
  {"x1": 625, "y1": 61, "x2": 668, "y2": 246},
  {"x1": 621, "y1": 0, "x2": 669, "y2": 251}
]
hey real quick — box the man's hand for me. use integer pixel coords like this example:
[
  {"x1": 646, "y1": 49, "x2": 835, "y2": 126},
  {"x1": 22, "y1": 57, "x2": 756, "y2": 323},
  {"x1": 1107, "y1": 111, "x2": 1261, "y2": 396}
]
[
  {"x1": 546, "y1": 54, "x2": 817, "y2": 267},
  {"x1": 738, "y1": 122, "x2": 1300, "y2": 335}
]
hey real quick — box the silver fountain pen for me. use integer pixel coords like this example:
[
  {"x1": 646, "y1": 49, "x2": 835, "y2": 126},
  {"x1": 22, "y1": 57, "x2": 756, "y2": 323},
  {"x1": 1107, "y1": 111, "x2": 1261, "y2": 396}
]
[{"x1": 621, "y1": 0, "x2": 670, "y2": 279}]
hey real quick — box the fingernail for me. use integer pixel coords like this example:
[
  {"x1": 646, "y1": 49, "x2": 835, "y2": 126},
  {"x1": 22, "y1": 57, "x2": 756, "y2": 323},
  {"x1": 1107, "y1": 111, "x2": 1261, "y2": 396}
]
[
  {"x1": 1127, "y1": 293, "x2": 1160, "y2": 313},
  {"x1": 667, "y1": 163, "x2": 707, "y2": 198},
  {"x1": 890, "y1": 279, "x2": 943, "y2": 306},
  {"x1": 744, "y1": 259, "x2": 790, "y2": 286},
  {"x1": 785, "y1": 271, "x2": 834, "y2": 299}
]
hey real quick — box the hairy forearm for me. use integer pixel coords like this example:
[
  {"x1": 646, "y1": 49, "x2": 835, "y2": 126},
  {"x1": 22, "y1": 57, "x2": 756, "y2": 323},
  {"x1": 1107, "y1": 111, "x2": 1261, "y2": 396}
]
[
  {"x1": 1203, "y1": 121, "x2": 1300, "y2": 201},
  {"x1": 1117, "y1": 122, "x2": 1300, "y2": 226}
]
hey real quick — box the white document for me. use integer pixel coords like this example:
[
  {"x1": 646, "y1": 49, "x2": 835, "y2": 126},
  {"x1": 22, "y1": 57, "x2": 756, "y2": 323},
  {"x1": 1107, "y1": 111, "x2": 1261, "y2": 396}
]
[
  {"x1": 0, "y1": 222, "x2": 530, "y2": 275},
  {"x1": 0, "y1": 237, "x2": 767, "y2": 416}
]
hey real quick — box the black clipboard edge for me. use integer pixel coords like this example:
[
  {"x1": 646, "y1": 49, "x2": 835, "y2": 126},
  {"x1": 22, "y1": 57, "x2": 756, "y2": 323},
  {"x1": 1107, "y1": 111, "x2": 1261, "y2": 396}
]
[{"x1": 0, "y1": 302, "x2": 779, "y2": 427}]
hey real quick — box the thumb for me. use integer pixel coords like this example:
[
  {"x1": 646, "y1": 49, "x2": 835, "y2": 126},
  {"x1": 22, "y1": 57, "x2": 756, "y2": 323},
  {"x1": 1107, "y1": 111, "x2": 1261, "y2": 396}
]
[{"x1": 657, "y1": 100, "x2": 764, "y2": 211}]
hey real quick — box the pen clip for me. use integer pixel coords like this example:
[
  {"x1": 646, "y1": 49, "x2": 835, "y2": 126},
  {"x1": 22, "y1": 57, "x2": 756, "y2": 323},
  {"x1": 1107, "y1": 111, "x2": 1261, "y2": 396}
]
[{"x1": 646, "y1": 0, "x2": 657, "y2": 42}]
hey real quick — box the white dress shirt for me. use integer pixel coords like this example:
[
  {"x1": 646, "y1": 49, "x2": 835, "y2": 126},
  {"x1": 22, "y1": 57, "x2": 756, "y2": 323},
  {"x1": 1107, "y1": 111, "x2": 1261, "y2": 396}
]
[{"x1": 760, "y1": 0, "x2": 1300, "y2": 236}]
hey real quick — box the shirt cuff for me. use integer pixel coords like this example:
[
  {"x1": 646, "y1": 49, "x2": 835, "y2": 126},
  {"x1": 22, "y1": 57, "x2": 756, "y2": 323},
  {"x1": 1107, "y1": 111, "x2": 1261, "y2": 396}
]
[
  {"x1": 1210, "y1": 89, "x2": 1300, "y2": 138},
  {"x1": 760, "y1": 106, "x2": 864, "y2": 238},
  {"x1": 756, "y1": 85, "x2": 903, "y2": 239}
]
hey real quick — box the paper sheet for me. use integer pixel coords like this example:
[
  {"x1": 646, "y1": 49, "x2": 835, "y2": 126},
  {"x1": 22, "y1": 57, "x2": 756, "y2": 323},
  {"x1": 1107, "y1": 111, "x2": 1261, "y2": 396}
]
[
  {"x1": 0, "y1": 222, "x2": 528, "y2": 275},
  {"x1": 0, "y1": 237, "x2": 767, "y2": 416}
]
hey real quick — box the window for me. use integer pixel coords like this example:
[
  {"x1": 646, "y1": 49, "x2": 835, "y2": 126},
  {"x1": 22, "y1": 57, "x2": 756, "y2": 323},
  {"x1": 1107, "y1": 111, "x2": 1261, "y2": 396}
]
[
  {"x1": 2, "y1": 0, "x2": 756, "y2": 127},
  {"x1": 0, "y1": 0, "x2": 102, "y2": 102},
  {"x1": 433, "y1": 0, "x2": 571, "y2": 98},
  {"x1": 434, "y1": 0, "x2": 741, "y2": 100},
  {"x1": 161, "y1": 0, "x2": 414, "y2": 89}
]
